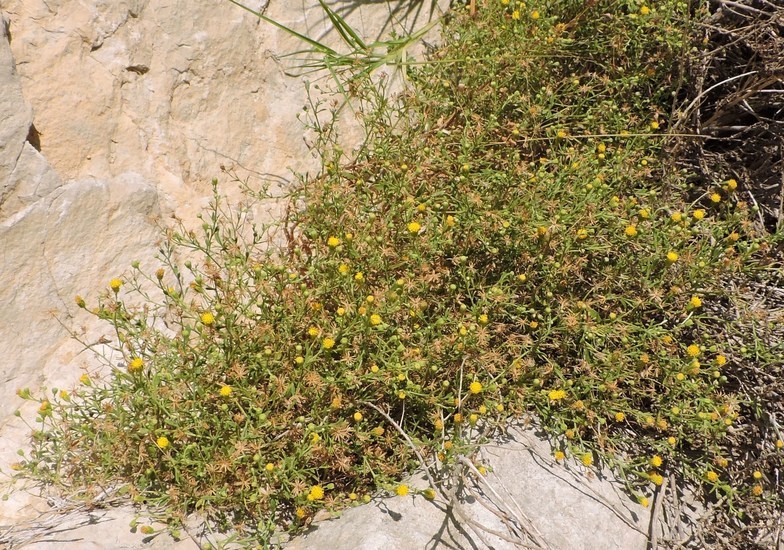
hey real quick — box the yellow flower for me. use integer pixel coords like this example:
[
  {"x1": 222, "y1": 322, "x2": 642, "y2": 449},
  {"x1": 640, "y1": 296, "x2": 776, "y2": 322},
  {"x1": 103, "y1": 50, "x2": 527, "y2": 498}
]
[
  {"x1": 446, "y1": 215, "x2": 456, "y2": 227},
  {"x1": 625, "y1": 225, "x2": 638, "y2": 237},
  {"x1": 371, "y1": 426, "x2": 384, "y2": 437},
  {"x1": 109, "y1": 278, "x2": 122, "y2": 292},
  {"x1": 705, "y1": 471, "x2": 719, "y2": 483},
  {"x1": 686, "y1": 344, "x2": 700, "y2": 358},
  {"x1": 531, "y1": 10, "x2": 540, "y2": 19},
  {"x1": 265, "y1": 462, "x2": 275, "y2": 472},
  {"x1": 370, "y1": 314, "x2": 382, "y2": 326},
  {"x1": 349, "y1": 492, "x2": 358, "y2": 500},
  {"x1": 649, "y1": 473, "x2": 664, "y2": 486},
  {"x1": 693, "y1": 209, "x2": 705, "y2": 220},
  {"x1": 776, "y1": 439, "x2": 783, "y2": 449},
  {"x1": 219, "y1": 385, "x2": 232, "y2": 397},
  {"x1": 640, "y1": 6, "x2": 650, "y2": 15},
  {"x1": 727, "y1": 178, "x2": 738, "y2": 191},
  {"x1": 689, "y1": 296, "x2": 702, "y2": 308},
  {"x1": 650, "y1": 121, "x2": 659, "y2": 130},
  {"x1": 327, "y1": 236, "x2": 341, "y2": 248},
  {"x1": 80, "y1": 373, "x2": 91, "y2": 385},
  {"x1": 200, "y1": 312, "x2": 215, "y2": 326},
  {"x1": 639, "y1": 208, "x2": 650, "y2": 219},
  {"x1": 308, "y1": 485, "x2": 325, "y2": 500},
  {"x1": 752, "y1": 485, "x2": 763, "y2": 496},
  {"x1": 395, "y1": 484, "x2": 409, "y2": 497},
  {"x1": 353, "y1": 412, "x2": 363, "y2": 422},
  {"x1": 358, "y1": 306, "x2": 367, "y2": 316},
  {"x1": 614, "y1": 412, "x2": 626, "y2": 422},
  {"x1": 407, "y1": 221, "x2": 421, "y2": 234},
  {"x1": 728, "y1": 232, "x2": 740, "y2": 242},
  {"x1": 639, "y1": 496, "x2": 649, "y2": 508},
  {"x1": 576, "y1": 228, "x2": 588, "y2": 240},
  {"x1": 478, "y1": 314, "x2": 489, "y2": 325},
  {"x1": 156, "y1": 436, "x2": 170, "y2": 449},
  {"x1": 336, "y1": 307, "x2": 346, "y2": 317},
  {"x1": 295, "y1": 507, "x2": 306, "y2": 519},
  {"x1": 582, "y1": 453, "x2": 593, "y2": 467},
  {"x1": 715, "y1": 355, "x2": 727, "y2": 366},
  {"x1": 554, "y1": 450, "x2": 565, "y2": 461},
  {"x1": 671, "y1": 212, "x2": 683, "y2": 223},
  {"x1": 478, "y1": 405, "x2": 487, "y2": 414},
  {"x1": 710, "y1": 193, "x2": 721, "y2": 203},
  {"x1": 338, "y1": 263, "x2": 349, "y2": 275},
  {"x1": 511, "y1": 9, "x2": 520, "y2": 20},
  {"x1": 650, "y1": 455, "x2": 663, "y2": 468},
  {"x1": 667, "y1": 436, "x2": 677, "y2": 446},
  {"x1": 752, "y1": 470, "x2": 762, "y2": 479},
  {"x1": 556, "y1": 129, "x2": 567, "y2": 139},
  {"x1": 370, "y1": 364, "x2": 379, "y2": 373},
  {"x1": 128, "y1": 357, "x2": 144, "y2": 373},
  {"x1": 548, "y1": 389, "x2": 567, "y2": 401},
  {"x1": 354, "y1": 272, "x2": 364, "y2": 282},
  {"x1": 666, "y1": 251, "x2": 679, "y2": 263},
  {"x1": 322, "y1": 337, "x2": 336, "y2": 350},
  {"x1": 469, "y1": 381, "x2": 483, "y2": 394},
  {"x1": 75, "y1": 295, "x2": 86, "y2": 308}
]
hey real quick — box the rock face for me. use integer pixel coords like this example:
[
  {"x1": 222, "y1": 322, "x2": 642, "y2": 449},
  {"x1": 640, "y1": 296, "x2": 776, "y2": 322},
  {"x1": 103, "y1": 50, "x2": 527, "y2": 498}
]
[{"x1": 0, "y1": 2, "x2": 660, "y2": 548}]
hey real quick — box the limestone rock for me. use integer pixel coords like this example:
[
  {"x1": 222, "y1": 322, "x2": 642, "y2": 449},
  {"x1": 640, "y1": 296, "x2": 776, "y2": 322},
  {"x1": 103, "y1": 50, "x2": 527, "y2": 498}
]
[{"x1": 289, "y1": 426, "x2": 651, "y2": 550}]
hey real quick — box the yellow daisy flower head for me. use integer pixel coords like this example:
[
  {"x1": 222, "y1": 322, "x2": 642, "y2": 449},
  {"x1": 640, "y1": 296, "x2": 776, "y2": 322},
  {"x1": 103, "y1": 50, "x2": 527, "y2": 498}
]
[
  {"x1": 581, "y1": 453, "x2": 593, "y2": 467},
  {"x1": 693, "y1": 209, "x2": 705, "y2": 220},
  {"x1": 625, "y1": 225, "x2": 638, "y2": 237},
  {"x1": 689, "y1": 295, "x2": 702, "y2": 308},
  {"x1": 469, "y1": 381, "x2": 483, "y2": 394},
  {"x1": 705, "y1": 471, "x2": 719, "y2": 483},
  {"x1": 370, "y1": 314, "x2": 382, "y2": 326},
  {"x1": 548, "y1": 389, "x2": 567, "y2": 401},
  {"x1": 407, "y1": 221, "x2": 421, "y2": 234},
  {"x1": 128, "y1": 357, "x2": 144, "y2": 373},
  {"x1": 650, "y1": 455, "x2": 663, "y2": 468},
  {"x1": 200, "y1": 312, "x2": 215, "y2": 326},
  {"x1": 686, "y1": 344, "x2": 700, "y2": 358},
  {"x1": 666, "y1": 251, "x2": 679, "y2": 263},
  {"x1": 322, "y1": 337, "x2": 336, "y2": 350},
  {"x1": 710, "y1": 193, "x2": 721, "y2": 204},
  {"x1": 156, "y1": 436, "x2": 170, "y2": 449},
  {"x1": 109, "y1": 278, "x2": 122, "y2": 292},
  {"x1": 554, "y1": 450, "x2": 565, "y2": 461},
  {"x1": 726, "y1": 178, "x2": 738, "y2": 191},
  {"x1": 353, "y1": 411, "x2": 363, "y2": 422},
  {"x1": 640, "y1": 6, "x2": 650, "y2": 15},
  {"x1": 219, "y1": 385, "x2": 232, "y2": 397},
  {"x1": 614, "y1": 412, "x2": 626, "y2": 422},
  {"x1": 395, "y1": 484, "x2": 409, "y2": 497},
  {"x1": 327, "y1": 236, "x2": 341, "y2": 248},
  {"x1": 308, "y1": 485, "x2": 325, "y2": 500}
]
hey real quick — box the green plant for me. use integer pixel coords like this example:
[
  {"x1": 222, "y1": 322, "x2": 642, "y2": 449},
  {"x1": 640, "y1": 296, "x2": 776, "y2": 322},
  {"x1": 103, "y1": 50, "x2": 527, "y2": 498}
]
[{"x1": 12, "y1": 1, "x2": 783, "y2": 547}]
